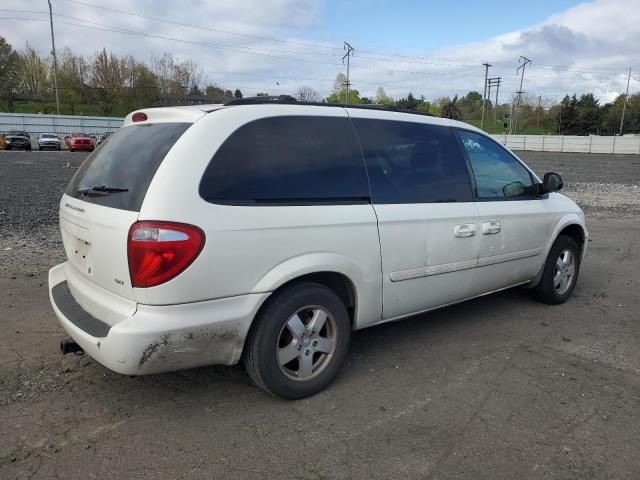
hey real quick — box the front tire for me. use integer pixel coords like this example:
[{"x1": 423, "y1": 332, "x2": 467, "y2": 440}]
[
  {"x1": 244, "y1": 282, "x2": 351, "y2": 399},
  {"x1": 533, "y1": 235, "x2": 581, "y2": 305}
]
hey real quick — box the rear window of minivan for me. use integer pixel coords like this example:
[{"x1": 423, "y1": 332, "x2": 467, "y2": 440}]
[{"x1": 65, "y1": 123, "x2": 190, "y2": 211}]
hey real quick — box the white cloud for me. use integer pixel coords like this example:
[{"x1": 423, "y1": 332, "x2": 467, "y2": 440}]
[{"x1": 1, "y1": 0, "x2": 638, "y2": 103}]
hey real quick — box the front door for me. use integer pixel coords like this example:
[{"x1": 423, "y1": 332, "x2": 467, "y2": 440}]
[
  {"x1": 349, "y1": 112, "x2": 480, "y2": 321},
  {"x1": 456, "y1": 130, "x2": 549, "y2": 296}
]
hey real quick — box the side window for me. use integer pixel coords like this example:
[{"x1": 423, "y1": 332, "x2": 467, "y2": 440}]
[
  {"x1": 458, "y1": 130, "x2": 534, "y2": 199},
  {"x1": 352, "y1": 119, "x2": 473, "y2": 204},
  {"x1": 199, "y1": 116, "x2": 370, "y2": 204}
]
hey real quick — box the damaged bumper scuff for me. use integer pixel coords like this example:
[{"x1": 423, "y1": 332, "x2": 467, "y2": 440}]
[{"x1": 49, "y1": 263, "x2": 269, "y2": 375}]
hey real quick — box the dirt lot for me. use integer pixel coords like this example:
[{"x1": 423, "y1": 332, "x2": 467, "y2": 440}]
[{"x1": 1, "y1": 150, "x2": 639, "y2": 479}]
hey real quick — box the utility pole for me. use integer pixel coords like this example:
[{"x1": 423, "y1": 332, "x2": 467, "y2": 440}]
[
  {"x1": 48, "y1": 0, "x2": 61, "y2": 114},
  {"x1": 619, "y1": 67, "x2": 632, "y2": 136},
  {"x1": 480, "y1": 62, "x2": 492, "y2": 130},
  {"x1": 488, "y1": 77, "x2": 502, "y2": 132},
  {"x1": 513, "y1": 56, "x2": 531, "y2": 134},
  {"x1": 342, "y1": 42, "x2": 354, "y2": 104},
  {"x1": 485, "y1": 77, "x2": 501, "y2": 132},
  {"x1": 536, "y1": 95, "x2": 542, "y2": 127},
  {"x1": 512, "y1": 91, "x2": 524, "y2": 133}
]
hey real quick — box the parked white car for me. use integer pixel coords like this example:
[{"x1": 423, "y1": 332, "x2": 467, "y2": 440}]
[
  {"x1": 38, "y1": 133, "x2": 62, "y2": 151},
  {"x1": 49, "y1": 97, "x2": 587, "y2": 399}
]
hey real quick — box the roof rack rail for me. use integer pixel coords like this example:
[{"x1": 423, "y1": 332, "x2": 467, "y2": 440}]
[
  {"x1": 222, "y1": 94, "x2": 435, "y2": 117},
  {"x1": 223, "y1": 95, "x2": 297, "y2": 106}
]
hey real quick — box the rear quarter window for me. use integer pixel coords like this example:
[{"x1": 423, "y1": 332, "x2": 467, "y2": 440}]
[{"x1": 65, "y1": 123, "x2": 190, "y2": 211}]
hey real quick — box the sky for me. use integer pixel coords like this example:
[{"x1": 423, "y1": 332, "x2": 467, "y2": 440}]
[{"x1": 1, "y1": 0, "x2": 639, "y2": 104}]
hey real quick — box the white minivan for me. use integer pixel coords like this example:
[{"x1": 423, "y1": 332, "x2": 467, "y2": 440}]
[{"x1": 49, "y1": 97, "x2": 587, "y2": 399}]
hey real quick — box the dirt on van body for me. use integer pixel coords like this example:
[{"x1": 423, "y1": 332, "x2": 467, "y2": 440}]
[{"x1": 1, "y1": 150, "x2": 639, "y2": 479}]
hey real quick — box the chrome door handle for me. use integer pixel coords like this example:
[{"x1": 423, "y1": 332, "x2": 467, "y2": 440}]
[
  {"x1": 482, "y1": 221, "x2": 501, "y2": 235},
  {"x1": 454, "y1": 223, "x2": 476, "y2": 238}
]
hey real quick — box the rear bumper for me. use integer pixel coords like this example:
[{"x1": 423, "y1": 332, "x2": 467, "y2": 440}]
[{"x1": 49, "y1": 263, "x2": 269, "y2": 375}]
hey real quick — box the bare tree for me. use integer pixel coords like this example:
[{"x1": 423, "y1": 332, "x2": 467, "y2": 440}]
[
  {"x1": 58, "y1": 47, "x2": 88, "y2": 114},
  {"x1": 297, "y1": 85, "x2": 320, "y2": 102},
  {"x1": 20, "y1": 42, "x2": 50, "y2": 101},
  {"x1": 91, "y1": 48, "x2": 124, "y2": 116}
]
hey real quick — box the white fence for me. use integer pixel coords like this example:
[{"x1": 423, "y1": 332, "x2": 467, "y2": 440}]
[
  {"x1": 490, "y1": 134, "x2": 640, "y2": 154},
  {"x1": 0, "y1": 113, "x2": 124, "y2": 135}
]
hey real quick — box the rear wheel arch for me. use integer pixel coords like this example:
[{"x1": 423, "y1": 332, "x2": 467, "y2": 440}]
[
  {"x1": 242, "y1": 271, "x2": 357, "y2": 359},
  {"x1": 253, "y1": 271, "x2": 357, "y2": 329}
]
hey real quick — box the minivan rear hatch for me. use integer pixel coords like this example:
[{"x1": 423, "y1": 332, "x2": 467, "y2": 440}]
[{"x1": 60, "y1": 122, "x2": 191, "y2": 303}]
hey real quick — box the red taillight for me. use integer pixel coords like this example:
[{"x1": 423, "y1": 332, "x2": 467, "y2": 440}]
[
  {"x1": 132, "y1": 111, "x2": 147, "y2": 122},
  {"x1": 128, "y1": 222, "x2": 205, "y2": 288}
]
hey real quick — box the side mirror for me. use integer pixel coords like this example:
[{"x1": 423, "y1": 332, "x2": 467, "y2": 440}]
[{"x1": 542, "y1": 172, "x2": 563, "y2": 192}]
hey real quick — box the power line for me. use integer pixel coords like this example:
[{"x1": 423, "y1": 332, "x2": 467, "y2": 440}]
[
  {"x1": 60, "y1": 0, "x2": 343, "y2": 51},
  {"x1": 7, "y1": 15, "x2": 483, "y2": 78},
  {"x1": 0, "y1": 8, "x2": 635, "y2": 74}
]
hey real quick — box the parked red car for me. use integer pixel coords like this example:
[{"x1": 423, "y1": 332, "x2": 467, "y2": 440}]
[{"x1": 68, "y1": 133, "x2": 95, "y2": 152}]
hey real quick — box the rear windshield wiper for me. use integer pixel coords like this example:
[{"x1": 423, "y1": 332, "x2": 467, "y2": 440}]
[{"x1": 78, "y1": 185, "x2": 129, "y2": 197}]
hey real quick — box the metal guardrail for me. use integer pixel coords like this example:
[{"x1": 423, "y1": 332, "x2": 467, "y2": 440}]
[
  {"x1": 491, "y1": 134, "x2": 640, "y2": 155},
  {"x1": 0, "y1": 113, "x2": 124, "y2": 135}
]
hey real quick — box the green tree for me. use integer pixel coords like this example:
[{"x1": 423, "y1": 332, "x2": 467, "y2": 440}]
[
  {"x1": 395, "y1": 92, "x2": 419, "y2": 110},
  {"x1": 441, "y1": 95, "x2": 462, "y2": 120},
  {"x1": 458, "y1": 90, "x2": 483, "y2": 120},
  {"x1": 557, "y1": 94, "x2": 578, "y2": 134},
  {"x1": 0, "y1": 37, "x2": 21, "y2": 112},
  {"x1": 234, "y1": 88, "x2": 243, "y2": 98},
  {"x1": 326, "y1": 73, "x2": 362, "y2": 104},
  {"x1": 374, "y1": 87, "x2": 394, "y2": 105},
  {"x1": 575, "y1": 93, "x2": 601, "y2": 134}
]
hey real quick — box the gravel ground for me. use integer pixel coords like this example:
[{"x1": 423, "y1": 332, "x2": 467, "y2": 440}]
[
  {"x1": 515, "y1": 151, "x2": 640, "y2": 219},
  {"x1": 1, "y1": 149, "x2": 639, "y2": 479}
]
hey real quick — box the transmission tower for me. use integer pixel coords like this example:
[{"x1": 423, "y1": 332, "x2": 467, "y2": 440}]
[
  {"x1": 342, "y1": 42, "x2": 354, "y2": 103},
  {"x1": 512, "y1": 56, "x2": 531, "y2": 133}
]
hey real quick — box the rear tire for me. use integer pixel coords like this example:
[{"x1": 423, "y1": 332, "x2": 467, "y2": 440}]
[
  {"x1": 533, "y1": 235, "x2": 581, "y2": 305},
  {"x1": 244, "y1": 281, "x2": 351, "y2": 399}
]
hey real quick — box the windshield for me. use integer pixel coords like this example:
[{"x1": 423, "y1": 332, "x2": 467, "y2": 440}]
[{"x1": 65, "y1": 123, "x2": 191, "y2": 211}]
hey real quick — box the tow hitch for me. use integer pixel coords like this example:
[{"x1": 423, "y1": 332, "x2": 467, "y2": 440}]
[{"x1": 60, "y1": 338, "x2": 84, "y2": 355}]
